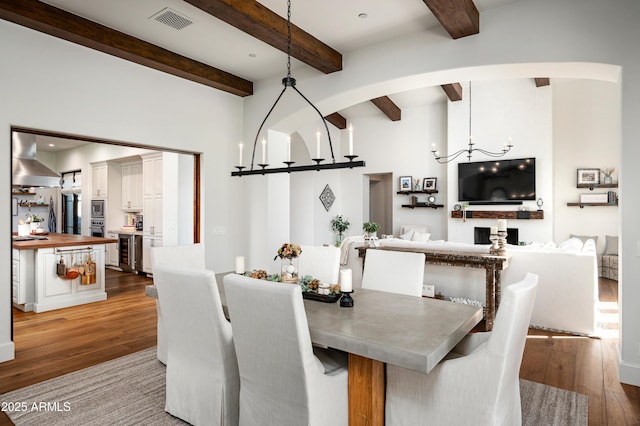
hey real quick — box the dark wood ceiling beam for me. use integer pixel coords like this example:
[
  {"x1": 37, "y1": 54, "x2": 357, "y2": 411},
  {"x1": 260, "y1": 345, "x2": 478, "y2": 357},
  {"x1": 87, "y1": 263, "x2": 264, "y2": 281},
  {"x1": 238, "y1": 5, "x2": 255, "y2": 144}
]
[
  {"x1": 441, "y1": 83, "x2": 463, "y2": 101},
  {"x1": 422, "y1": 0, "x2": 479, "y2": 39},
  {"x1": 183, "y1": 0, "x2": 342, "y2": 74},
  {"x1": 371, "y1": 96, "x2": 401, "y2": 121},
  {"x1": 0, "y1": 0, "x2": 252, "y2": 96},
  {"x1": 535, "y1": 78, "x2": 550, "y2": 87},
  {"x1": 324, "y1": 113, "x2": 347, "y2": 130}
]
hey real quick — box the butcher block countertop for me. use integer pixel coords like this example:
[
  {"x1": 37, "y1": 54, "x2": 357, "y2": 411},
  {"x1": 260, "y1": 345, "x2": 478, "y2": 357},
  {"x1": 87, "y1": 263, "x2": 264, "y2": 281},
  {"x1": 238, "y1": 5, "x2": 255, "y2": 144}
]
[{"x1": 12, "y1": 233, "x2": 118, "y2": 250}]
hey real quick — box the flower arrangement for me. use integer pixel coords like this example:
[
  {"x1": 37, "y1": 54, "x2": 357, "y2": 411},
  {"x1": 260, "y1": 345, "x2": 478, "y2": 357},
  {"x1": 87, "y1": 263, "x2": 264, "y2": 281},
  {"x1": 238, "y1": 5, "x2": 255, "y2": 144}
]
[
  {"x1": 601, "y1": 167, "x2": 615, "y2": 177},
  {"x1": 274, "y1": 243, "x2": 302, "y2": 260},
  {"x1": 330, "y1": 215, "x2": 350, "y2": 233}
]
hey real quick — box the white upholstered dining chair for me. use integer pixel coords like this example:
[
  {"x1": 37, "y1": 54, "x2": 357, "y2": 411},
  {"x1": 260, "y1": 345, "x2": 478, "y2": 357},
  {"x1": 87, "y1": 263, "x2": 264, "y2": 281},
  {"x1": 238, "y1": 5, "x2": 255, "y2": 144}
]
[
  {"x1": 297, "y1": 244, "x2": 341, "y2": 283},
  {"x1": 385, "y1": 272, "x2": 539, "y2": 426},
  {"x1": 150, "y1": 243, "x2": 205, "y2": 364},
  {"x1": 223, "y1": 274, "x2": 348, "y2": 426},
  {"x1": 153, "y1": 264, "x2": 239, "y2": 426},
  {"x1": 361, "y1": 249, "x2": 426, "y2": 297}
]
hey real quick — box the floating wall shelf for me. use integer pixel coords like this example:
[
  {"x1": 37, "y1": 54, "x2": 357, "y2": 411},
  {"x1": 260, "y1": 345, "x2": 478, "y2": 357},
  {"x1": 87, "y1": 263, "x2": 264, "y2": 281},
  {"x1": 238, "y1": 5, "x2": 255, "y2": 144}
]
[
  {"x1": 396, "y1": 190, "x2": 438, "y2": 195},
  {"x1": 402, "y1": 203, "x2": 444, "y2": 209},
  {"x1": 567, "y1": 202, "x2": 618, "y2": 208},
  {"x1": 450, "y1": 210, "x2": 544, "y2": 220},
  {"x1": 577, "y1": 183, "x2": 618, "y2": 191}
]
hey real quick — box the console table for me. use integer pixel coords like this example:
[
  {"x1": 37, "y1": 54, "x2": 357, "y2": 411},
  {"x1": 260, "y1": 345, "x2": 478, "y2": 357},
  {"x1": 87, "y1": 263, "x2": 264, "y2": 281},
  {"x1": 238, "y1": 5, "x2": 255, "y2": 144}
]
[{"x1": 357, "y1": 246, "x2": 509, "y2": 331}]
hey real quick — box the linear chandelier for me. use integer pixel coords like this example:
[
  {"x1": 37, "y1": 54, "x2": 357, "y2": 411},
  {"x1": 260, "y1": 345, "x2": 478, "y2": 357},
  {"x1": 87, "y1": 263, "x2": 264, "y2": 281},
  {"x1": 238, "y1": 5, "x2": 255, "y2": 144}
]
[
  {"x1": 232, "y1": 0, "x2": 365, "y2": 177},
  {"x1": 431, "y1": 82, "x2": 513, "y2": 163}
]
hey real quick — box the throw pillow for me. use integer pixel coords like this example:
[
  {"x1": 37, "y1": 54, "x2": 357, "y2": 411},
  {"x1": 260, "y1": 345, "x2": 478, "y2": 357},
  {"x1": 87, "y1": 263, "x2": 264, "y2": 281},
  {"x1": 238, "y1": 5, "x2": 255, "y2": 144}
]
[
  {"x1": 570, "y1": 234, "x2": 598, "y2": 246},
  {"x1": 604, "y1": 235, "x2": 619, "y2": 256},
  {"x1": 558, "y1": 237, "x2": 584, "y2": 251},
  {"x1": 399, "y1": 229, "x2": 414, "y2": 240},
  {"x1": 411, "y1": 231, "x2": 431, "y2": 243}
]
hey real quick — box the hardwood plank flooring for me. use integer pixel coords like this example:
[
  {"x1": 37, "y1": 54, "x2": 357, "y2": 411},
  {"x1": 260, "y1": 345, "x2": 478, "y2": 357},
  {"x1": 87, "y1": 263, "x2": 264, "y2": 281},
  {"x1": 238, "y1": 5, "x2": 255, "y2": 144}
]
[{"x1": 0, "y1": 273, "x2": 638, "y2": 425}]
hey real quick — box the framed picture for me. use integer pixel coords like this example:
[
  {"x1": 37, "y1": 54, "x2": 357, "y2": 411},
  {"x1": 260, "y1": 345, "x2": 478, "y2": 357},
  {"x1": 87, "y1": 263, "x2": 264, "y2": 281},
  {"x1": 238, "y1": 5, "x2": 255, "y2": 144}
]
[
  {"x1": 422, "y1": 177, "x2": 437, "y2": 191},
  {"x1": 399, "y1": 176, "x2": 412, "y2": 191},
  {"x1": 577, "y1": 169, "x2": 600, "y2": 185},
  {"x1": 12, "y1": 198, "x2": 18, "y2": 216}
]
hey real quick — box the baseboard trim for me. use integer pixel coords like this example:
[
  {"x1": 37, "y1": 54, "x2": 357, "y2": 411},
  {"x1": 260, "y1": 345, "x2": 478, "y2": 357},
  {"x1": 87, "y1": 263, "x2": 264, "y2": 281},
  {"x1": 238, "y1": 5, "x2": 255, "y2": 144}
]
[
  {"x1": 0, "y1": 341, "x2": 16, "y2": 363},
  {"x1": 618, "y1": 345, "x2": 640, "y2": 386}
]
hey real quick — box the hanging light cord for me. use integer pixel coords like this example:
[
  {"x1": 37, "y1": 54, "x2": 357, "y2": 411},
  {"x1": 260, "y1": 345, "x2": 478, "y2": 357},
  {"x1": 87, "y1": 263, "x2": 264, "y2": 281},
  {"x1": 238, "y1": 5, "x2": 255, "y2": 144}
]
[{"x1": 248, "y1": 0, "x2": 335, "y2": 170}]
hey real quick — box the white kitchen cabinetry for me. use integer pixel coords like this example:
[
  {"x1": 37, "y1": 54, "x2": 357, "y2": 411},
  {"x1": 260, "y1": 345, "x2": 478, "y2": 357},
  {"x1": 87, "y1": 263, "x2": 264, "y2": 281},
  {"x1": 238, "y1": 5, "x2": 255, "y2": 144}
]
[
  {"x1": 106, "y1": 232, "x2": 119, "y2": 267},
  {"x1": 142, "y1": 154, "x2": 163, "y2": 237},
  {"x1": 12, "y1": 249, "x2": 35, "y2": 310},
  {"x1": 91, "y1": 162, "x2": 108, "y2": 198},
  {"x1": 121, "y1": 162, "x2": 143, "y2": 211},
  {"x1": 142, "y1": 236, "x2": 163, "y2": 274}
]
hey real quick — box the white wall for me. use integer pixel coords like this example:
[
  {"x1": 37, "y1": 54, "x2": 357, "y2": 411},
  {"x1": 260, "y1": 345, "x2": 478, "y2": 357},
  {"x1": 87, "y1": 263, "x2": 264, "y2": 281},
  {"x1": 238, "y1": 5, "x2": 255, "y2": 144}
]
[
  {"x1": 553, "y1": 79, "x2": 620, "y2": 254},
  {"x1": 1, "y1": 20, "x2": 243, "y2": 362}
]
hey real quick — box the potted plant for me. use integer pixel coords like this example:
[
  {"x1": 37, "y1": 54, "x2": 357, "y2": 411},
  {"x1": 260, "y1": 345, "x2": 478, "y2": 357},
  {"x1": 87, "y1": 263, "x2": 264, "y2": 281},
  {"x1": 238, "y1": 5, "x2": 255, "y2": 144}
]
[
  {"x1": 330, "y1": 215, "x2": 350, "y2": 246},
  {"x1": 362, "y1": 221, "x2": 381, "y2": 238}
]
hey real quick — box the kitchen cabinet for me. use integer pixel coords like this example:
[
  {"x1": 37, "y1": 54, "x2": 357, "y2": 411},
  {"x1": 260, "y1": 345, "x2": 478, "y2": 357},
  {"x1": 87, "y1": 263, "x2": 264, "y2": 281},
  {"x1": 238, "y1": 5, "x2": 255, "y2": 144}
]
[
  {"x1": 12, "y1": 249, "x2": 35, "y2": 309},
  {"x1": 121, "y1": 162, "x2": 143, "y2": 211},
  {"x1": 142, "y1": 154, "x2": 163, "y2": 237},
  {"x1": 106, "y1": 232, "x2": 119, "y2": 267},
  {"x1": 142, "y1": 236, "x2": 163, "y2": 274},
  {"x1": 91, "y1": 162, "x2": 108, "y2": 198}
]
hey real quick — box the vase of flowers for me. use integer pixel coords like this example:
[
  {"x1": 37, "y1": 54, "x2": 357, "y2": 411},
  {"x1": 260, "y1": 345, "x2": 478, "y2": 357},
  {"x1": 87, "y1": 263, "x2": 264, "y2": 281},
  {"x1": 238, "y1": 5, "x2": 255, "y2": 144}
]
[
  {"x1": 330, "y1": 215, "x2": 350, "y2": 247},
  {"x1": 275, "y1": 243, "x2": 302, "y2": 283},
  {"x1": 602, "y1": 167, "x2": 615, "y2": 184}
]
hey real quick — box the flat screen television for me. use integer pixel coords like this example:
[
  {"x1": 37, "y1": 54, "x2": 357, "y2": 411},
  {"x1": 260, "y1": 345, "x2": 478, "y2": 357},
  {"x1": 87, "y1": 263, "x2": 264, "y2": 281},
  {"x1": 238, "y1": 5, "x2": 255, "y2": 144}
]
[{"x1": 458, "y1": 158, "x2": 536, "y2": 203}]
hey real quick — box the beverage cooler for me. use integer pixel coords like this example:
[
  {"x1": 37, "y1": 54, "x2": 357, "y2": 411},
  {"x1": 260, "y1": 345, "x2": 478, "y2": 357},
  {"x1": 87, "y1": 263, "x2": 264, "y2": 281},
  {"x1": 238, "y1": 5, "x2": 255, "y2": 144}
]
[{"x1": 118, "y1": 233, "x2": 143, "y2": 273}]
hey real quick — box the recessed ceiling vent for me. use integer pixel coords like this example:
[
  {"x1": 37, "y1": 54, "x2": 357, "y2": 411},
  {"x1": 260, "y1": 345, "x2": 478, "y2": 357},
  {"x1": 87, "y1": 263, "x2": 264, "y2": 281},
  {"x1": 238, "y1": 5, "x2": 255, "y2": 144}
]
[{"x1": 150, "y1": 7, "x2": 194, "y2": 31}]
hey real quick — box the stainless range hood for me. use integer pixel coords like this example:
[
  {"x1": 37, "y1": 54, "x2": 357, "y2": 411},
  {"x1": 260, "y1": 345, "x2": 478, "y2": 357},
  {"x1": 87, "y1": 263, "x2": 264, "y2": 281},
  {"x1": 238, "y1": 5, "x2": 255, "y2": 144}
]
[{"x1": 12, "y1": 131, "x2": 61, "y2": 188}]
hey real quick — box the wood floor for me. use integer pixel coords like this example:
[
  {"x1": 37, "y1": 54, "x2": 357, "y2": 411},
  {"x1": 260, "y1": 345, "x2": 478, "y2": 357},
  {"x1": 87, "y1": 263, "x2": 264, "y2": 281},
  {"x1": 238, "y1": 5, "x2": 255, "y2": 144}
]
[{"x1": 0, "y1": 271, "x2": 638, "y2": 425}]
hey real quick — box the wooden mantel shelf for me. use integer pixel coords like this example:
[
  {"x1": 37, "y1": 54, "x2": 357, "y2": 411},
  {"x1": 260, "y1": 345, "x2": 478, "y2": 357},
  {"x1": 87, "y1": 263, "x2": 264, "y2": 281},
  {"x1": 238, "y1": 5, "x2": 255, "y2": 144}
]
[{"x1": 451, "y1": 210, "x2": 544, "y2": 220}]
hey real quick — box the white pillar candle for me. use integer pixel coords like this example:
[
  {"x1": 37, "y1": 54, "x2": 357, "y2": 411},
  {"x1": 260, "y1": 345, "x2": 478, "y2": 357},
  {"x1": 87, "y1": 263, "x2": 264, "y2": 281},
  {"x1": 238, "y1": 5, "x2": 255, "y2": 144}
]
[
  {"x1": 287, "y1": 136, "x2": 291, "y2": 162},
  {"x1": 340, "y1": 269, "x2": 353, "y2": 292},
  {"x1": 490, "y1": 226, "x2": 498, "y2": 235},
  {"x1": 316, "y1": 129, "x2": 321, "y2": 158},
  {"x1": 261, "y1": 138, "x2": 266, "y2": 164},
  {"x1": 238, "y1": 142, "x2": 243, "y2": 166},
  {"x1": 497, "y1": 219, "x2": 507, "y2": 232},
  {"x1": 348, "y1": 124, "x2": 354, "y2": 155},
  {"x1": 235, "y1": 256, "x2": 245, "y2": 274}
]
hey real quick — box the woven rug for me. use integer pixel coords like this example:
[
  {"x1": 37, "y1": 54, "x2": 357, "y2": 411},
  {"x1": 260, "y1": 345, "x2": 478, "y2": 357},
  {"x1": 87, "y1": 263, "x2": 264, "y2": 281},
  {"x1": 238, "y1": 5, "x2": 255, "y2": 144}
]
[{"x1": 1, "y1": 348, "x2": 588, "y2": 425}]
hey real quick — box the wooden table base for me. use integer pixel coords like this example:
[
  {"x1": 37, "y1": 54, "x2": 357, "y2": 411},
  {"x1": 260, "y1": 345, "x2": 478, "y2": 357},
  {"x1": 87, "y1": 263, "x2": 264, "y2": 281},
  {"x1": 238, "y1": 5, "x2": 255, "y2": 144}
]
[{"x1": 348, "y1": 353, "x2": 385, "y2": 426}]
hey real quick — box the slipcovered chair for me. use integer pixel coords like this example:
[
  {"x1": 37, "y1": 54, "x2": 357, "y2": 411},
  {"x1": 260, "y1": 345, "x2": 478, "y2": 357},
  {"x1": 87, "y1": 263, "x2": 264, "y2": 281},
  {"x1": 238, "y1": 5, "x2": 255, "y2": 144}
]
[
  {"x1": 154, "y1": 264, "x2": 239, "y2": 426},
  {"x1": 385, "y1": 272, "x2": 539, "y2": 426},
  {"x1": 224, "y1": 274, "x2": 348, "y2": 426},
  {"x1": 361, "y1": 249, "x2": 426, "y2": 297},
  {"x1": 298, "y1": 245, "x2": 341, "y2": 283},
  {"x1": 150, "y1": 243, "x2": 205, "y2": 364}
]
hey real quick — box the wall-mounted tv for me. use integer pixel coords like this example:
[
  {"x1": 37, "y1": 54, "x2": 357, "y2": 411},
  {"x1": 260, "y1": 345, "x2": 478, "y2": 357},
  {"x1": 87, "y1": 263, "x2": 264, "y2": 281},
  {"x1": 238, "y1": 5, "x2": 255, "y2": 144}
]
[{"x1": 458, "y1": 158, "x2": 536, "y2": 203}]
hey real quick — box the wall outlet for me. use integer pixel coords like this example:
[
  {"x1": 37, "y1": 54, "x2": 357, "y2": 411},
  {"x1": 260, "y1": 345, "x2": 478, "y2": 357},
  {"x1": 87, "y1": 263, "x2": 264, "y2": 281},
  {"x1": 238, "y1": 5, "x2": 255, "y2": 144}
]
[{"x1": 423, "y1": 284, "x2": 435, "y2": 298}]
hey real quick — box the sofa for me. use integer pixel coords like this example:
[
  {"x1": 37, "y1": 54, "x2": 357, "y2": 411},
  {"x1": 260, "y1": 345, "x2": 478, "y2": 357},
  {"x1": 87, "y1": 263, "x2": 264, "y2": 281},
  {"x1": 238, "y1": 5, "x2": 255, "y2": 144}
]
[{"x1": 341, "y1": 232, "x2": 599, "y2": 336}]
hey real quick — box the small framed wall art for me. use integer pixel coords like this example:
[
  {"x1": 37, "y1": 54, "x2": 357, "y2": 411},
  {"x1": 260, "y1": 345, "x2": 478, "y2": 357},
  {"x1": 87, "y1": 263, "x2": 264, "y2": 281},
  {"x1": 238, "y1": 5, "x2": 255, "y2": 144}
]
[
  {"x1": 577, "y1": 168, "x2": 600, "y2": 185},
  {"x1": 422, "y1": 177, "x2": 437, "y2": 191},
  {"x1": 399, "y1": 176, "x2": 412, "y2": 191}
]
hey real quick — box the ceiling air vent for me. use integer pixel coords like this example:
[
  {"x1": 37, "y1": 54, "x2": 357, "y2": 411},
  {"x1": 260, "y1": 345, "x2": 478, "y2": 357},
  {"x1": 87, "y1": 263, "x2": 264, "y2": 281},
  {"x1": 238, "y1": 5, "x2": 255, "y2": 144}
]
[{"x1": 150, "y1": 7, "x2": 194, "y2": 31}]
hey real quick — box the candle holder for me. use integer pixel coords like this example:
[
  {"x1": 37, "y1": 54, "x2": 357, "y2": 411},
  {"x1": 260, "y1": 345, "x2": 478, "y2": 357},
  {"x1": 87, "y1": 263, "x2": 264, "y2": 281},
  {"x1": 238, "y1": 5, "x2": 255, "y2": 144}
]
[
  {"x1": 283, "y1": 161, "x2": 295, "y2": 170},
  {"x1": 257, "y1": 164, "x2": 269, "y2": 174},
  {"x1": 497, "y1": 231, "x2": 508, "y2": 256},
  {"x1": 489, "y1": 233, "x2": 499, "y2": 255},
  {"x1": 344, "y1": 155, "x2": 358, "y2": 161},
  {"x1": 311, "y1": 158, "x2": 324, "y2": 164},
  {"x1": 340, "y1": 291, "x2": 354, "y2": 307},
  {"x1": 235, "y1": 166, "x2": 246, "y2": 173}
]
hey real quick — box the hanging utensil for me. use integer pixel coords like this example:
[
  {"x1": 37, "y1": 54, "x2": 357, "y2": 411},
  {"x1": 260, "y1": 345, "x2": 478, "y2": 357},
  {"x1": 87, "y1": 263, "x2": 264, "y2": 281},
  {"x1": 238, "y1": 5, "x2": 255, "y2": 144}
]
[
  {"x1": 56, "y1": 256, "x2": 67, "y2": 277},
  {"x1": 66, "y1": 253, "x2": 80, "y2": 280},
  {"x1": 84, "y1": 252, "x2": 96, "y2": 284}
]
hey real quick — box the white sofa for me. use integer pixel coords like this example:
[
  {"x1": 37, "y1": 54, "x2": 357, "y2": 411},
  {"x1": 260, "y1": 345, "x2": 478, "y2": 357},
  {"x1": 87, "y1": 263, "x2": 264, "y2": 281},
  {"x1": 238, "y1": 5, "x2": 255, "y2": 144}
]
[{"x1": 342, "y1": 235, "x2": 599, "y2": 336}]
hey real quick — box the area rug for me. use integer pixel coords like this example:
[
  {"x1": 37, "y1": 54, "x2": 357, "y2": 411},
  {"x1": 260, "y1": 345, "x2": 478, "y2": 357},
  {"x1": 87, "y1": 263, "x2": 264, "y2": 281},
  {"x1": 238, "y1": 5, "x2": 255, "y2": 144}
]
[{"x1": 1, "y1": 348, "x2": 588, "y2": 425}]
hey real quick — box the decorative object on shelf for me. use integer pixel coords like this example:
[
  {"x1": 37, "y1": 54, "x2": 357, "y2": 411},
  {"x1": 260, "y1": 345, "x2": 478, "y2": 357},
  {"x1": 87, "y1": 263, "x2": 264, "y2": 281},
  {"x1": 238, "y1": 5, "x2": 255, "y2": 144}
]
[
  {"x1": 422, "y1": 177, "x2": 437, "y2": 191},
  {"x1": 427, "y1": 195, "x2": 436, "y2": 204},
  {"x1": 431, "y1": 82, "x2": 513, "y2": 163},
  {"x1": 399, "y1": 176, "x2": 412, "y2": 191},
  {"x1": 601, "y1": 167, "x2": 615, "y2": 184},
  {"x1": 489, "y1": 226, "x2": 499, "y2": 255},
  {"x1": 318, "y1": 184, "x2": 335, "y2": 211},
  {"x1": 454, "y1": 204, "x2": 462, "y2": 211},
  {"x1": 274, "y1": 243, "x2": 302, "y2": 283},
  {"x1": 363, "y1": 221, "x2": 381, "y2": 247},
  {"x1": 231, "y1": 1, "x2": 365, "y2": 177},
  {"x1": 496, "y1": 219, "x2": 508, "y2": 256},
  {"x1": 536, "y1": 198, "x2": 544, "y2": 210},
  {"x1": 330, "y1": 215, "x2": 350, "y2": 246},
  {"x1": 413, "y1": 178, "x2": 421, "y2": 191},
  {"x1": 577, "y1": 168, "x2": 600, "y2": 186}
]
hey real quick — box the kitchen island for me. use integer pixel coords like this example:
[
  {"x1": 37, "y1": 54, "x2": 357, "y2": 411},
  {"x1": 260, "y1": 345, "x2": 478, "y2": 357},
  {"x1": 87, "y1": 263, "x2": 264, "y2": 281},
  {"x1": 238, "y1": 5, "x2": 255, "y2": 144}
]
[{"x1": 12, "y1": 233, "x2": 118, "y2": 312}]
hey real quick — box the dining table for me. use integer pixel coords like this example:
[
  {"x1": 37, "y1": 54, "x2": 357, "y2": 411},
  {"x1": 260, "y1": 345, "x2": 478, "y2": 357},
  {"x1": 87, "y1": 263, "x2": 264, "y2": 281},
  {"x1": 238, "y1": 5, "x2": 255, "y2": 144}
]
[{"x1": 147, "y1": 276, "x2": 482, "y2": 426}]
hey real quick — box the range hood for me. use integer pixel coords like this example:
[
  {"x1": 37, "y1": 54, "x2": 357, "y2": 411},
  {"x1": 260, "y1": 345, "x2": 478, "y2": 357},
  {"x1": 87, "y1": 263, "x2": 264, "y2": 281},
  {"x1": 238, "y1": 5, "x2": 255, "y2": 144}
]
[{"x1": 12, "y1": 131, "x2": 61, "y2": 188}]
